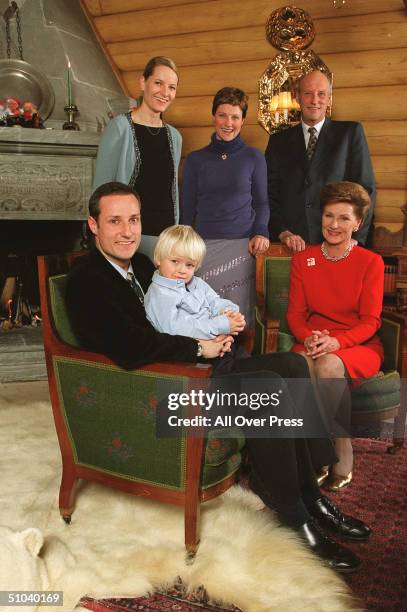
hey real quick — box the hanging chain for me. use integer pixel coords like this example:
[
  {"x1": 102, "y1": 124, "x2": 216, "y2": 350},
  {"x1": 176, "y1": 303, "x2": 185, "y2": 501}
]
[
  {"x1": 5, "y1": 15, "x2": 11, "y2": 59},
  {"x1": 4, "y1": 1, "x2": 24, "y2": 61},
  {"x1": 15, "y1": 3, "x2": 23, "y2": 60}
]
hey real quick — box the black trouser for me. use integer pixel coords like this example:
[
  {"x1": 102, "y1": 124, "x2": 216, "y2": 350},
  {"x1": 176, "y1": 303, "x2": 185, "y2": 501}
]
[{"x1": 213, "y1": 352, "x2": 337, "y2": 528}]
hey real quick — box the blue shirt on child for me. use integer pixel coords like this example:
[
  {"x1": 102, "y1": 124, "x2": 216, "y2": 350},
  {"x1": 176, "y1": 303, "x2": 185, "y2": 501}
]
[{"x1": 145, "y1": 270, "x2": 239, "y2": 339}]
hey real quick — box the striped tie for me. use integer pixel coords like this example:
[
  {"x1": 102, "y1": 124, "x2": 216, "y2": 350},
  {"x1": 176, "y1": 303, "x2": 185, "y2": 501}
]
[
  {"x1": 126, "y1": 271, "x2": 144, "y2": 305},
  {"x1": 306, "y1": 127, "x2": 318, "y2": 160}
]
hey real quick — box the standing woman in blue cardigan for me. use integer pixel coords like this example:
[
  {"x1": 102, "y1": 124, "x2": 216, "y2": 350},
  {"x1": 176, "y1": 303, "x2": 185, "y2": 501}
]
[
  {"x1": 181, "y1": 87, "x2": 270, "y2": 326},
  {"x1": 93, "y1": 56, "x2": 181, "y2": 260}
]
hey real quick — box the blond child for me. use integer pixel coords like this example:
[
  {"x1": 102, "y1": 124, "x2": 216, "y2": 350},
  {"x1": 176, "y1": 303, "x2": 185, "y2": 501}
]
[{"x1": 145, "y1": 225, "x2": 245, "y2": 339}]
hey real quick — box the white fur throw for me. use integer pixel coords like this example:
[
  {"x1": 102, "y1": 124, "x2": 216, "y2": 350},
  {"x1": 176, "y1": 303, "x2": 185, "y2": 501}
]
[{"x1": 0, "y1": 385, "x2": 360, "y2": 611}]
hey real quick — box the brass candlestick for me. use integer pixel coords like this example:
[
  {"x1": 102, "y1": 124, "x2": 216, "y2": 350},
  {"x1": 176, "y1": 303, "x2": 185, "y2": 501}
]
[{"x1": 63, "y1": 104, "x2": 80, "y2": 130}]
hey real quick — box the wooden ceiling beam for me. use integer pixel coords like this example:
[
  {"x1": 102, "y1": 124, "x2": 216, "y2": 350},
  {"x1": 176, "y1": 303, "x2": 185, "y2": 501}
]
[
  {"x1": 100, "y1": 0, "x2": 209, "y2": 14},
  {"x1": 108, "y1": 13, "x2": 407, "y2": 72},
  {"x1": 160, "y1": 85, "x2": 407, "y2": 127},
  {"x1": 121, "y1": 48, "x2": 406, "y2": 102},
  {"x1": 81, "y1": 0, "x2": 103, "y2": 17},
  {"x1": 93, "y1": 0, "x2": 401, "y2": 44}
]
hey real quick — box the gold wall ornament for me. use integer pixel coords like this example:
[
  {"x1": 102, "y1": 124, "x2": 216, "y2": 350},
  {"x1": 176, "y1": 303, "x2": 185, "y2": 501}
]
[
  {"x1": 258, "y1": 5, "x2": 333, "y2": 135},
  {"x1": 266, "y1": 5, "x2": 315, "y2": 51}
]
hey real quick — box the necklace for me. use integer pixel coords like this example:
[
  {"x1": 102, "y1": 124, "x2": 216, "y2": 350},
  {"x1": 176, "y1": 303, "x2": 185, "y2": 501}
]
[
  {"x1": 321, "y1": 239, "x2": 356, "y2": 262},
  {"x1": 144, "y1": 124, "x2": 163, "y2": 136},
  {"x1": 130, "y1": 110, "x2": 163, "y2": 135}
]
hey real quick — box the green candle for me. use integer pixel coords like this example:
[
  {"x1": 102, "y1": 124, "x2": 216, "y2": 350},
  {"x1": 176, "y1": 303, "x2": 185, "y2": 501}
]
[{"x1": 67, "y1": 61, "x2": 72, "y2": 106}]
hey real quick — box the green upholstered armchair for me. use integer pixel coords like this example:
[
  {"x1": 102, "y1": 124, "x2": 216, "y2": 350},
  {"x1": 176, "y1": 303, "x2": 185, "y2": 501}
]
[
  {"x1": 37, "y1": 253, "x2": 245, "y2": 557},
  {"x1": 255, "y1": 244, "x2": 405, "y2": 452}
]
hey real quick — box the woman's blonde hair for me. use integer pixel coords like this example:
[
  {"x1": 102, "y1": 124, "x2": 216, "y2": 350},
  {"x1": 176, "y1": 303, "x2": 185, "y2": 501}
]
[
  {"x1": 143, "y1": 56, "x2": 179, "y2": 81},
  {"x1": 154, "y1": 225, "x2": 206, "y2": 269}
]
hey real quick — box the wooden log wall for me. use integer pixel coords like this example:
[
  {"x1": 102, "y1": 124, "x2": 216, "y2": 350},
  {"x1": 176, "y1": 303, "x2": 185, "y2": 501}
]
[{"x1": 80, "y1": 0, "x2": 407, "y2": 234}]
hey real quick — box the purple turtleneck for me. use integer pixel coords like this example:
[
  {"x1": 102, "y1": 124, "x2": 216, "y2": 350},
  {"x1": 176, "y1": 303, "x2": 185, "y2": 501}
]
[{"x1": 181, "y1": 133, "x2": 269, "y2": 239}]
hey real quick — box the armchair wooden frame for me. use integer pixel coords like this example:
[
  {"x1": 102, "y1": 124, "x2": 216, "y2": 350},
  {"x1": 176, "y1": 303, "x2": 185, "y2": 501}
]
[
  {"x1": 255, "y1": 244, "x2": 406, "y2": 453},
  {"x1": 256, "y1": 243, "x2": 291, "y2": 353},
  {"x1": 38, "y1": 253, "x2": 239, "y2": 557}
]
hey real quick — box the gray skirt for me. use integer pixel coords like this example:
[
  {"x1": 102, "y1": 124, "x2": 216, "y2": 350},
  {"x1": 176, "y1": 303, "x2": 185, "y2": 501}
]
[{"x1": 197, "y1": 238, "x2": 256, "y2": 327}]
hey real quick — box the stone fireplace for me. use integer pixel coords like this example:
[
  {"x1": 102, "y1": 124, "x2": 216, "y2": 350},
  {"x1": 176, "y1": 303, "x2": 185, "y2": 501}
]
[{"x1": 0, "y1": 126, "x2": 100, "y2": 382}]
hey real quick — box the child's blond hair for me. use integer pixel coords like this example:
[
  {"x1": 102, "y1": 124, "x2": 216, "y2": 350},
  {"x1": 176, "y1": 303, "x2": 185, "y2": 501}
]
[{"x1": 153, "y1": 225, "x2": 206, "y2": 269}]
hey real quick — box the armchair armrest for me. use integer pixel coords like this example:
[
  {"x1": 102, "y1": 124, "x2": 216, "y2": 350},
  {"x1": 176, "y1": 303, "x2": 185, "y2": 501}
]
[
  {"x1": 380, "y1": 310, "x2": 407, "y2": 374},
  {"x1": 255, "y1": 305, "x2": 281, "y2": 353},
  {"x1": 255, "y1": 243, "x2": 292, "y2": 354}
]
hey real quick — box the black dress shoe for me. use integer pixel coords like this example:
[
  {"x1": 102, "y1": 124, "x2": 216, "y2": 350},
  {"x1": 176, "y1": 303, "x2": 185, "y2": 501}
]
[
  {"x1": 307, "y1": 495, "x2": 371, "y2": 542},
  {"x1": 297, "y1": 519, "x2": 361, "y2": 574}
]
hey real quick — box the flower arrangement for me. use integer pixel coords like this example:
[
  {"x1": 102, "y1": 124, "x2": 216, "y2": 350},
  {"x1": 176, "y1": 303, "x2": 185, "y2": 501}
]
[{"x1": 0, "y1": 97, "x2": 44, "y2": 128}]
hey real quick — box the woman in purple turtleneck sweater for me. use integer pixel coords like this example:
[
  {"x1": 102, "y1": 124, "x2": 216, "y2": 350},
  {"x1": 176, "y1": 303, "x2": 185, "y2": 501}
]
[{"x1": 181, "y1": 87, "x2": 270, "y2": 327}]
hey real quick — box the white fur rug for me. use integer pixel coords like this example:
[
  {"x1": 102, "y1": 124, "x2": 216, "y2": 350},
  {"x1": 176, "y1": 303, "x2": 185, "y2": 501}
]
[{"x1": 0, "y1": 383, "x2": 360, "y2": 612}]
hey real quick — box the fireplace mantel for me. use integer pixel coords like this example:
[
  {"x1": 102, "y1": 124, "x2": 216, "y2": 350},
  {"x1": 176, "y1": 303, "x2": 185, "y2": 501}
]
[{"x1": 0, "y1": 127, "x2": 101, "y2": 221}]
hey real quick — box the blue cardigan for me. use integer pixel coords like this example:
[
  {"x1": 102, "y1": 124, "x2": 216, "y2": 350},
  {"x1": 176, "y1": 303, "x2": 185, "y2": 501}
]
[
  {"x1": 93, "y1": 114, "x2": 182, "y2": 223},
  {"x1": 181, "y1": 133, "x2": 269, "y2": 239}
]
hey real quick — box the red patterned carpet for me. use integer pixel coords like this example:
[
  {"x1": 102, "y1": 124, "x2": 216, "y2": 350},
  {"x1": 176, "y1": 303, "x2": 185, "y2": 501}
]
[
  {"x1": 81, "y1": 439, "x2": 406, "y2": 611},
  {"x1": 332, "y1": 438, "x2": 407, "y2": 610}
]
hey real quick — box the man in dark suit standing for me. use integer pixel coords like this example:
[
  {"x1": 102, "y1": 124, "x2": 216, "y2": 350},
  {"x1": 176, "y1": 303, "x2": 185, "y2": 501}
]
[
  {"x1": 265, "y1": 70, "x2": 375, "y2": 252},
  {"x1": 66, "y1": 182, "x2": 371, "y2": 572}
]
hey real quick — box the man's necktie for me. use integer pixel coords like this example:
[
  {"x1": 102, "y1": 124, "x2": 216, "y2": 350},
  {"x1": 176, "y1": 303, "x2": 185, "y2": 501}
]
[
  {"x1": 306, "y1": 127, "x2": 318, "y2": 160},
  {"x1": 126, "y1": 271, "x2": 144, "y2": 305}
]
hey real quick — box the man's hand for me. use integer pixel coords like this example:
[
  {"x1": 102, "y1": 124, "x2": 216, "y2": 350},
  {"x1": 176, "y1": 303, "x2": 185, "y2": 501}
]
[
  {"x1": 279, "y1": 231, "x2": 306, "y2": 253},
  {"x1": 214, "y1": 334, "x2": 234, "y2": 356},
  {"x1": 248, "y1": 235, "x2": 270, "y2": 255},
  {"x1": 198, "y1": 335, "x2": 234, "y2": 359},
  {"x1": 225, "y1": 311, "x2": 246, "y2": 335}
]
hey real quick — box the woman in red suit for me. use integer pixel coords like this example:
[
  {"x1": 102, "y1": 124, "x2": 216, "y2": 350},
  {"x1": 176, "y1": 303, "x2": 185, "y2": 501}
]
[{"x1": 287, "y1": 181, "x2": 384, "y2": 491}]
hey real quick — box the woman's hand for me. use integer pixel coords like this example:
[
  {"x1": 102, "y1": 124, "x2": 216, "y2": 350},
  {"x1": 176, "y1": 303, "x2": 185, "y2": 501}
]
[
  {"x1": 304, "y1": 329, "x2": 340, "y2": 359},
  {"x1": 304, "y1": 334, "x2": 318, "y2": 353},
  {"x1": 248, "y1": 235, "x2": 270, "y2": 255}
]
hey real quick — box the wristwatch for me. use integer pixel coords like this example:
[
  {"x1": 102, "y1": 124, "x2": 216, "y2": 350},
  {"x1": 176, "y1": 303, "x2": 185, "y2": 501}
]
[{"x1": 196, "y1": 341, "x2": 203, "y2": 358}]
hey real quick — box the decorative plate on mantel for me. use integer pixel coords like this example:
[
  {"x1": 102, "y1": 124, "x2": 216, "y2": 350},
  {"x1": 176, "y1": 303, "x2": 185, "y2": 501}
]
[{"x1": 0, "y1": 59, "x2": 55, "y2": 119}]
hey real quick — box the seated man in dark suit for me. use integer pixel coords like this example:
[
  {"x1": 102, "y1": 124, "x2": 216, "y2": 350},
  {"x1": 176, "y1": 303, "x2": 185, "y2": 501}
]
[
  {"x1": 66, "y1": 181, "x2": 371, "y2": 573},
  {"x1": 265, "y1": 70, "x2": 375, "y2": 252}
]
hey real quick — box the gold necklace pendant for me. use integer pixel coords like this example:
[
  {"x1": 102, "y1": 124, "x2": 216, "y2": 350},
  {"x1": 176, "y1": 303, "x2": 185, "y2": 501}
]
[{"x1": 221, "y1": 153, "x2": 227, "y2": 160}]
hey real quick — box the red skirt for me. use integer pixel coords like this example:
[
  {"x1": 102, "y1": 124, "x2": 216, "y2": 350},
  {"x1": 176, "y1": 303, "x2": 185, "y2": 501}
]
[{"x1": 291, "y1": 335, "x2": 384, "y2": 380}]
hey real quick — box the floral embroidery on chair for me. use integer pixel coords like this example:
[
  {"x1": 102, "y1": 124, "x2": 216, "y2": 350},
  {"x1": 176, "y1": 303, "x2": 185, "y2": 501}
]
[
  {"x1": 105, "y1": 433, "x2": 135, "y2": 463},
  {"x1": 75, "y1": 383, "x2": 96, "y2": 407},
  {"x1": 205, "y1": 438, "x2": 237, "y2": 465},
  {"x1": 134, "y1": 393, "x2": 158, "y2": 421}
]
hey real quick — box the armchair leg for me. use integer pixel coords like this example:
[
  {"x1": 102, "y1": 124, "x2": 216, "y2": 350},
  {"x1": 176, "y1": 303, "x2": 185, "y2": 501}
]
[
  {"x1": 387, "y1": 438, "x2": 405, "y2": 454},
  {"x1": 388, "y1": 402, "x2": 406, "y2": 453},
  {"x1": 185, "y1": 542, "x2": 199, "y2": 565},
  {"x1": 61, "y1": 513, "x2": 72, "y2": 524},
  {"x1": 184, "y1": 435, "x2": 204, "y2": 560},
  {"x1": 185, "y1": 502, "x2": 200, "y2": 563},
  {"x1": 59, "y1": 464, "x2": 77, "y2": 520}
]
